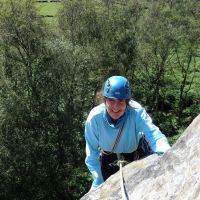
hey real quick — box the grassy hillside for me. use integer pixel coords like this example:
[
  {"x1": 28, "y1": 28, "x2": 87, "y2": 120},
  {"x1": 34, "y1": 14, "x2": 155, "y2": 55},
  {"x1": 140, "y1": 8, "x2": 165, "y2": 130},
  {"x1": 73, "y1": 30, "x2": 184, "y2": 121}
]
[{"x1": 35, "y1": 2, "x2": 61, "y2": 17}]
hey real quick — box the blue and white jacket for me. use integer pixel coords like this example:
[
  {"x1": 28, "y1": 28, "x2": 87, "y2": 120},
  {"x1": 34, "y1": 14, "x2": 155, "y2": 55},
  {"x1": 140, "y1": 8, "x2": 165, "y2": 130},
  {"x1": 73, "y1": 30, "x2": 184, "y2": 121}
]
[{"x1": 85, "y1": 100, "x2": 170, "y2": 189}]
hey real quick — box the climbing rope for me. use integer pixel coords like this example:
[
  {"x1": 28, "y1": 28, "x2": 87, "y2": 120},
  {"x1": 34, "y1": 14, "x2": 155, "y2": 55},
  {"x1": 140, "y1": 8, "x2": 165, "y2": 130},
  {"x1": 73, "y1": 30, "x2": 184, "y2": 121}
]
[{"x1": 117, "y1": 154, "x2": 129, "y2": 200}]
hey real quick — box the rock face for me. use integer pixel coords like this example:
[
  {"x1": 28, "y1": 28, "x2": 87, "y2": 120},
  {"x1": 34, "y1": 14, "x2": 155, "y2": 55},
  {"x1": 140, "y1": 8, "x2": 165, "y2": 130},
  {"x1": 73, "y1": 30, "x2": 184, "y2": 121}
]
[{"x1": 81, "y1": 115, "x2": 200, "y2": 200}]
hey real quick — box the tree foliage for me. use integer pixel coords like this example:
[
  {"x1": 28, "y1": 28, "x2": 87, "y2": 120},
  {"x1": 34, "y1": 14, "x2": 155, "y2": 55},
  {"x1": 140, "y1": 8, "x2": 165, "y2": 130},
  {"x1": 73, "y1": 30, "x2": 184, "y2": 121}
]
[{"x1": 0, "y1": 0, "x2": 199, "y2": 199}]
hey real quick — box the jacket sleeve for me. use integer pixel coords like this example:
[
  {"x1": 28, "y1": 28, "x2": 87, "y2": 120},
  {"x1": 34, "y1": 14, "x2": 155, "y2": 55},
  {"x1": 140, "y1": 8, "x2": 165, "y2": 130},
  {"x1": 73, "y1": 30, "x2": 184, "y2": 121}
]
[
  {"x1": 85, "y1": 118, "x2": 104, "y2": 189},
  {"x1": 136, "y1": 107, "x2": 171, "y2": 153}
]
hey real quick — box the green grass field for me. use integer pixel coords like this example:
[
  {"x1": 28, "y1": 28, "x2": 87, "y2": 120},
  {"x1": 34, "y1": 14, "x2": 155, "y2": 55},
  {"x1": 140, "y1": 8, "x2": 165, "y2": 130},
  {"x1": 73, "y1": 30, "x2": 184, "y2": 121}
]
[
  {"x1": 2, "y1": 1, "x2": 61, "y2": 16},
  {"x1": 35, "y1": 2, "x2": 61, "y2": 17}
]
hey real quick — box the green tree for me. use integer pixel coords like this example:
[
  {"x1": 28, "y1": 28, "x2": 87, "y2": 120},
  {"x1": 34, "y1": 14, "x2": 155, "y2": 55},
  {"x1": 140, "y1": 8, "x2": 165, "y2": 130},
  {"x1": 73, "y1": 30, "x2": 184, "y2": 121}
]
[
  {"x1": 135, "y1": 0, "x2": 200, "y2": 136},
  {"x1": 58, "y1": 0, "x2": 101, "y2": 46},
  {"x1": 58, "y1": 0, "x2": 142, "y2": 87},
  {"x1": 0, "y1": 0, "x2": 91, "y2": 199},
  {"x1": 168, "y1": 0, "x2": 200, "y2": 124},
  {"x1": 136, "y1": 2, "x2": 176, "y2": 113}
]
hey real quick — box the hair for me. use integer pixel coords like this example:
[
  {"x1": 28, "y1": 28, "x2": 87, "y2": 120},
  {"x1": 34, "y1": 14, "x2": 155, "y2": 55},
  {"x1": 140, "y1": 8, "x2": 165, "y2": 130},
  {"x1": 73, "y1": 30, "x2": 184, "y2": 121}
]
[{"x1": 95, "y1": 91, "x2": 105, "y2": 105}]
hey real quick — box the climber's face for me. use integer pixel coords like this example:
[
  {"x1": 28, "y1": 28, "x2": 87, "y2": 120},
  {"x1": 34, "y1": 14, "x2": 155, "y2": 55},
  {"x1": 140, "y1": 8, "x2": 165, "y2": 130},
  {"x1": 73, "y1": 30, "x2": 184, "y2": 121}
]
[{"x1": 105, "y1": 98, "x2": 127, "y2": 120}]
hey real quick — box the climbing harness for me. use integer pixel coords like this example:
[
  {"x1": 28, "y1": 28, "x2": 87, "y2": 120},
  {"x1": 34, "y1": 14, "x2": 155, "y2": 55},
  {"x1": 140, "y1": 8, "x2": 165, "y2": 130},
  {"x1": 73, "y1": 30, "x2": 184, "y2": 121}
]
[
  {"x1": 117, "y1": 154, "x2": 129, "y2": 200},
  {"x1": 100, "y1": 123, "x2": 151, "y2": 199}
]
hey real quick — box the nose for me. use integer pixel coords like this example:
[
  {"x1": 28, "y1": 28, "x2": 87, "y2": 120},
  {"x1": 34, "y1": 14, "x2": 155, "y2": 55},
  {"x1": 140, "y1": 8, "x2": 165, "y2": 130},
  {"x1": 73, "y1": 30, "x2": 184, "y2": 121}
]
[{"x1": 112, "y1": 100, "x2": 121, "y2": 108}]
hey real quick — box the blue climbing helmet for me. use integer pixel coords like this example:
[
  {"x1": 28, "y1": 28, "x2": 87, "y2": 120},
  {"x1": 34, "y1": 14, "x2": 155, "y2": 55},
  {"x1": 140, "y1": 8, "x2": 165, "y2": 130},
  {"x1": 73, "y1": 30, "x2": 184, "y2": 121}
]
[{"x1": 103, "y1": 76, "x2": 131, "y2": 99}]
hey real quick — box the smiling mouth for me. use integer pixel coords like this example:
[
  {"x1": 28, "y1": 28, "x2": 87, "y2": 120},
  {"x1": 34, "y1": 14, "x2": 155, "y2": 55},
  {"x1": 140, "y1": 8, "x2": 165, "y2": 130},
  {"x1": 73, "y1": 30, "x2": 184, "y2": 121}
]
[{"x1": 112, "y1": 109, "x2": 120, "y2": 113}]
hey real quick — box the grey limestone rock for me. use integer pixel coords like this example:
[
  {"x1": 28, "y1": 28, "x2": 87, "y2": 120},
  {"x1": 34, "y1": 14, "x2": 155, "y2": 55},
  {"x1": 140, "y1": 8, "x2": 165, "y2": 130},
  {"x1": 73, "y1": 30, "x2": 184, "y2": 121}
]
[{"x1": 81, "y1": 114, "x2": 200, "y2": 200}]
